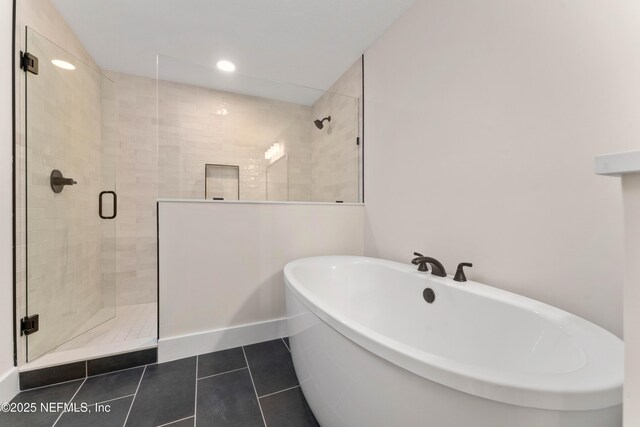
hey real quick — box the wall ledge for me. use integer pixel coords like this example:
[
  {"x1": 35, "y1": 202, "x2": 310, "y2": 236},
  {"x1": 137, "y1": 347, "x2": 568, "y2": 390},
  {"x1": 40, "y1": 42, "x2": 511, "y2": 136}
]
[
  {"x1": 157, "y1": 198, "x2": 363, "y2": 206},
  {"x1": 596, "y1": 150, "x2": 640, "y2": 177}
]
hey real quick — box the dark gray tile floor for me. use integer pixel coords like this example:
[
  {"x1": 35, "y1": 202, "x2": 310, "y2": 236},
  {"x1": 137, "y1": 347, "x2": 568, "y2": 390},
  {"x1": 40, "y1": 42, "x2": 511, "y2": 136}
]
[
  {"x1": 0, "y1": 338, "x2": 319, "y2": 427},
  {"x1": 244, "y1": 340, "x2": 299, "y2": 397}
]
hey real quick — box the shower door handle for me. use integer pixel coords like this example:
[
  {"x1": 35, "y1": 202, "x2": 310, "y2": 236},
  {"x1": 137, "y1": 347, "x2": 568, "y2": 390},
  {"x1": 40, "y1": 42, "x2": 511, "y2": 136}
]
[{"x1": 99, "y1": 191, "x2": 117, "y2": 219}]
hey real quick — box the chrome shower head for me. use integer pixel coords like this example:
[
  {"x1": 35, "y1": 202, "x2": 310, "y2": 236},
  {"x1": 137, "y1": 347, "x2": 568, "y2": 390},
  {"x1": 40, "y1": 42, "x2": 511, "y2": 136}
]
[{"x1": 314, "y1": 116, "x2": 331, "y2": 129}]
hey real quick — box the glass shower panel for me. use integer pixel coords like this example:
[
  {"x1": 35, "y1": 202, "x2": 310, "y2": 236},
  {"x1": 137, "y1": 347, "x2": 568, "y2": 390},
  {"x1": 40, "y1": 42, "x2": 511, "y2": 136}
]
[
  {"x1": 157, "y1": 54, "x2": 361, "y2": 203},
  {"x1": 309, "y1": 91, "x2": 360, "y2": 203},
  {"x1": 25, "y1": 28, "x2": 117, "y2": 361}
]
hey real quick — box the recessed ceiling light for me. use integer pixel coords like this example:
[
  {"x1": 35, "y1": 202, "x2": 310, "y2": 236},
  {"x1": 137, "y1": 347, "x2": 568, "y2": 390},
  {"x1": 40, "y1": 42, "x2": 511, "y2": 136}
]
[
  {"x1": 51, "y1": 59, "x2": 75, "y2": 70},
  {"x1": 216, "y1": 60, "x2": 236, "y2": 72}
]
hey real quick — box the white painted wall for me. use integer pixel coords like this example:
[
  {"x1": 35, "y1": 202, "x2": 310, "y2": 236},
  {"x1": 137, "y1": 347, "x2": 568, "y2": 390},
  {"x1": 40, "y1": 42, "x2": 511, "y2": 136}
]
[
  {"x1": 0, "y1": 0, "x2": 18, "y2": 402},
  {"x1": 621, "y1": 173, "x2": 640, "y2": 425},
  {"x1": 363, "y1": 0, "x2": 640, "y2": 337},
  {"x1": 158, "y1": 201, "x2": 363, "y2": 361}
]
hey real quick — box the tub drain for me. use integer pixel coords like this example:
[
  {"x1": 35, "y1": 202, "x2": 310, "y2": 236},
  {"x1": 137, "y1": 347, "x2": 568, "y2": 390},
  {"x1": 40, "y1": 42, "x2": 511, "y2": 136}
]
[{"x1": 423, "y1": 288, "x2": 435, "y2": 303}]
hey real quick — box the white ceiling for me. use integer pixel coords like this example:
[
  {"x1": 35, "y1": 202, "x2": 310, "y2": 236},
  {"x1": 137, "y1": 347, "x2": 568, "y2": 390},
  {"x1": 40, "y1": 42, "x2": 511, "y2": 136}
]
[{"x1": 51, "y1": 0, "x2": 415, "y2": 105}]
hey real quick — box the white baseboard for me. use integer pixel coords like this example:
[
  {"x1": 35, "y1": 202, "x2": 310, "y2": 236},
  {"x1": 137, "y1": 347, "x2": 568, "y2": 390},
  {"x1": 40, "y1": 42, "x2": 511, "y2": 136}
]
[
  {"x1": 158, "y1": 317, "x2": 287, "y2": 363},
  {"x1": 0, "y1": 367, "x2": 19, "y2": 403}
]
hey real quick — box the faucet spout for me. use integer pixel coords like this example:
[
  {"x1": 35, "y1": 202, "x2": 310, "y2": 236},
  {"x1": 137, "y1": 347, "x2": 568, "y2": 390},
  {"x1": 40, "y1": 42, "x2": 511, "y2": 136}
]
[{"x1": 411, "y1": 252, "x2": 447, "y2": 277}]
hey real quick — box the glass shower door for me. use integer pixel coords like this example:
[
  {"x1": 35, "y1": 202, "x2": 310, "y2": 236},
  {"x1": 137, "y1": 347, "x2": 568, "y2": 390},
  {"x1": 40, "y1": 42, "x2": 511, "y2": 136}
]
[{"x1": 24, "y1": 28, "x2": 117, "y2": 361}]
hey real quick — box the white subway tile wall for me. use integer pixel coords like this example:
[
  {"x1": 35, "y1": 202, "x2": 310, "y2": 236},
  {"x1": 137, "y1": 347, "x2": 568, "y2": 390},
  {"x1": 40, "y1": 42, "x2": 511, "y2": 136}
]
[
  {"x1": 157, "y1": 78, "x2": 313, "y2": 201},
  {"x1": 103, "y1": 71, "x2": 158, "y2": 308},
  {"x1": 156, "y1": 57, "x2": 362, "y2": 204},
  {"x1": 266, "y1": 156, "x2": 289, "y2": 201}
]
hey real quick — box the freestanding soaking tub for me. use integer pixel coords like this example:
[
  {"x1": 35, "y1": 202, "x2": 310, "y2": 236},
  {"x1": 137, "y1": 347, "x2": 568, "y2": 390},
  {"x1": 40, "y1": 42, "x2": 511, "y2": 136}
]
[{"x1": 284, "y1": 256, "x2": 623, "y2": 427}]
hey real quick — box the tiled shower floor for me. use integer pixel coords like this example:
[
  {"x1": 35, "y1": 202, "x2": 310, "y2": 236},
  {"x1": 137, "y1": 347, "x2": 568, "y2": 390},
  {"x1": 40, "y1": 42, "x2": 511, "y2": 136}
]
[
  {"x1": 24, "y1": 303, "x2": 158, "y2": 372},
  {"x1": 2, "y1": 338, "x2": 319, "y2": 427},
  {"x1": 54, "y1": 303, "x2": 157, "y2": 352}
]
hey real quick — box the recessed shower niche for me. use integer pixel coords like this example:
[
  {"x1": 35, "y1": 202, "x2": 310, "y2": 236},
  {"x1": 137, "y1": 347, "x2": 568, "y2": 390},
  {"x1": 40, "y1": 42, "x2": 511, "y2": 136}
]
[{"x1": 205, "y1": 164, "x2": 240, "y2": 200}]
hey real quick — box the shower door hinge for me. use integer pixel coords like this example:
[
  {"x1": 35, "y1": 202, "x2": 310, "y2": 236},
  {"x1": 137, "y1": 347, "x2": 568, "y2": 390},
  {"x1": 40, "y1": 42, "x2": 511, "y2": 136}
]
[
  {"x1": 20, "y1": 51, "x2": 39, "y2": 75},
  {"x1": 356, "y1": 137, "x2": 360, "y2": 146},
  {"x1": 20, "y1": 314, "x2": 39, "y2": 336}
]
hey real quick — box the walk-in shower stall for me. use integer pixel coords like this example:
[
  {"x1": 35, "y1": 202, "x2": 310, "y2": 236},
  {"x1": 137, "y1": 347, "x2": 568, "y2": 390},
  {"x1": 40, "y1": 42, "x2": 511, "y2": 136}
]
[{"x1": 16, "y1": 2, "x2": 362, "y2": 372}]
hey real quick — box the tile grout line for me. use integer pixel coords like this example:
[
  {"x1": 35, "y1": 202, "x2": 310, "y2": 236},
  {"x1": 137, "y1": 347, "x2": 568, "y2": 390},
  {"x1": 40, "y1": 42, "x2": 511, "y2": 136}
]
[
  {"x1": 156, "y1": 416, "x2": 195, "y2": 427},
  {"x1": 122, "y1": 364, "x2": 146, "y2": 427},
  {"x1": 95, "y1": 393, "x2": 136, "y2": 406},
  {"x1": 258, "y1": 384, "x2": 300, "y2": 399},
  {"x1": 196, "y1": 366, "x2": 248, "y2": 381},
  {"x1": 51, "y1": 377, "x2": 87, "y2": 427},
  {"x1": 194, "y1": 355, "x2": 198, "y2": 426},
  {"x1": 242, "y1": 346, "x2": 268, "y2": 427},
  {"x1": 281, "y1": 338, "x2": 290, "y2": 353}
]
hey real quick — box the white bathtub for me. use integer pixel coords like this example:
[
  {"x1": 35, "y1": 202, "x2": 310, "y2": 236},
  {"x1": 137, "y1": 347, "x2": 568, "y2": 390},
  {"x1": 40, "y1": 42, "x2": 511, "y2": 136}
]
[{"x1": 284, "y1": 256, "x2": 623, "y2": 427}]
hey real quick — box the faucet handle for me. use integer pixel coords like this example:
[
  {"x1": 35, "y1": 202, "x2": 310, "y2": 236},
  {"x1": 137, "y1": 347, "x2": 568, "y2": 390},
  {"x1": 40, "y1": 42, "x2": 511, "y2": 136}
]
[
  {"x1": 454, "y1": 263, "x2": 473, "y2": 282},
  {"x1": 411, "y1": 252, "x2": 429, "y2": 271}
]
